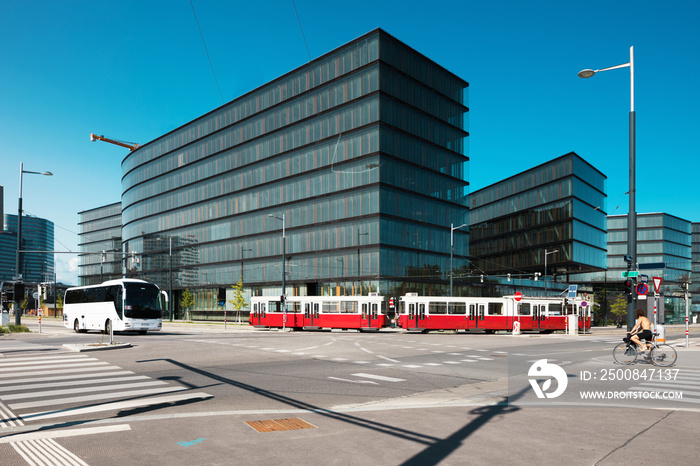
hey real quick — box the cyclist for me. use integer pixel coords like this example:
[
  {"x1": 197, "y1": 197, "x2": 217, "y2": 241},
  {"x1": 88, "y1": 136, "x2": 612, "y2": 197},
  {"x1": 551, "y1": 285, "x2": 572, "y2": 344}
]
[{"x1": 629, "y1": 308, "x2": 652, "y2": 354}]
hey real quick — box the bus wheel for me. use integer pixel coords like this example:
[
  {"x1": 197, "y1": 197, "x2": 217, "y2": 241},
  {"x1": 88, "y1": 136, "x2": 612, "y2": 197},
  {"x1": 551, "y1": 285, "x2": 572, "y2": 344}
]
[
  {"x1": 73, "y1": 319, "x2": 81, "y2": 333},
  {"x1": 105, "y1": 320, "x2": 112, "y2": 335}
]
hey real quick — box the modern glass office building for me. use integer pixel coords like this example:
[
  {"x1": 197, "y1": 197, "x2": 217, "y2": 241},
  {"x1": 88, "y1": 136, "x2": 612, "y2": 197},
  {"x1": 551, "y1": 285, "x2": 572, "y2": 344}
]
[
  {"x1": 78, "y1": 203, "x2": 123, "y2": 285},
  {"x1": 2, "y1": 214, "x2": 54, "y2": 283},
  {"x1": 605, "y1": 213, "x2": 692, "y2": 324},
  {"x1": 469, "y1": 152, "x2": 608, "y2": 294},
  {"x1": 119, "y1": 29, "x2": 469, "y2": 311},
  {"x1": 692, "y1": 222, "x2": 699, "y2": 316}
]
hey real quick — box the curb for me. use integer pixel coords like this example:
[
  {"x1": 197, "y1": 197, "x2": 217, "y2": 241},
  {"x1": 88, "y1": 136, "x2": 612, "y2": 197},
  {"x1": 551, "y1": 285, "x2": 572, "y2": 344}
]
[{"x1": 63, "y1": 342, "x2": 132, "y2": 352}]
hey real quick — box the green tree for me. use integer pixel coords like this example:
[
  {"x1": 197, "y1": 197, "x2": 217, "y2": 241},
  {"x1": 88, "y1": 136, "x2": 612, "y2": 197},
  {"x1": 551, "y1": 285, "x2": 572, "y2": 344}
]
[
  {"x1": 228, "y1": 277, "x2": 248, "y2": 322},
  {"x1": 180, "y1": 289, "x2": 194, "y2": 321},
  {"x1": 609, "y1": 294, "x2": 628, "y2": 324}
]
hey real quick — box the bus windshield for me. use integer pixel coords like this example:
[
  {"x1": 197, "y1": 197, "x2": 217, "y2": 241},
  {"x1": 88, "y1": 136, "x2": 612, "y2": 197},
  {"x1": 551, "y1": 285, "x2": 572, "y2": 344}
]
[{"x1": 124, "y1": 283, "x2": 162, "y2": 319}]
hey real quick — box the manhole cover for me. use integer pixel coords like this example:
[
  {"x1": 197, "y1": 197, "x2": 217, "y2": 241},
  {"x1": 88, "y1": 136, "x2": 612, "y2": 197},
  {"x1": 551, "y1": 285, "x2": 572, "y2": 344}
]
[{"x1": 245, "y1": 418, "x2": 317, "y2": 433}]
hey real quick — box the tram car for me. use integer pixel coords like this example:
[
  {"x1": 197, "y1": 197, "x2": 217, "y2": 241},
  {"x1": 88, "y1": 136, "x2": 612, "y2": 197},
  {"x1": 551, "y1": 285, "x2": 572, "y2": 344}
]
[
  {"x1": 397, "y1": 293, "x2": 592, "y2": 332},
  {"x1": 249, "y1": 294, "x2": 388, "y2": 331}
]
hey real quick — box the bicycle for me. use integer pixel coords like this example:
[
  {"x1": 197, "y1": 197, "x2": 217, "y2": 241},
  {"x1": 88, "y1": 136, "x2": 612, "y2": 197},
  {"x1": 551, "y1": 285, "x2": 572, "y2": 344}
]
[{"x1": 612, "y1": 332, "x2": 677, "y2": 367}]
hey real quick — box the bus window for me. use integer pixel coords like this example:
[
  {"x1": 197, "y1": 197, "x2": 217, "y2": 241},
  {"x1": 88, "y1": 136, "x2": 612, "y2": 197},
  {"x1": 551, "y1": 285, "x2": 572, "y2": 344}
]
[{"x1": 124, "y1": 283, "x2": 162, "y2": 319}]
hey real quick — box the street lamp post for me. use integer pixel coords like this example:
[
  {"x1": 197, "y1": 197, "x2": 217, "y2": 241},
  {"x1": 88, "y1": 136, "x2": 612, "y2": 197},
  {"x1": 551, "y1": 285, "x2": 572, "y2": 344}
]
[
  {"x1": 15, "y1": 163, "x2": 52, "y2": 326},
  {"x1": 579, "y1": 46, "x2": 636, "y2": 329},
  {"x1": 169, "y1": 237, "x2": 173, "y2": 322},
  {"x1": 357, "y1": 230, "x2": 368, "y2": 295},
  {"x1": 544, "y1": 248, "x2": 558, "y2": 294},
  {"x1": 268, "y1": 214, "x2": 286, "y2": 298},
  {"x1": 450, "y1": 223, "x2": 467, "y2": 296}
]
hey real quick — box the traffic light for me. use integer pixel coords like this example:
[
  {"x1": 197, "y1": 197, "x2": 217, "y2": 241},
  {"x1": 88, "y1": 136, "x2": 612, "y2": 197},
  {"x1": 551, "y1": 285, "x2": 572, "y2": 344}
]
[{"x1": 624, "y1": 280, "x2": 633, "y2": 296}]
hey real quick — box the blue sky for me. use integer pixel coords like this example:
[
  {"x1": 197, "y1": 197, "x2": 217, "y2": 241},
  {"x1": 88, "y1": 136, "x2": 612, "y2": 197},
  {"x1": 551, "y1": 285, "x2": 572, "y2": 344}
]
[{"x1": 1, "y1": 0, "x2": 698, "y2": 284}]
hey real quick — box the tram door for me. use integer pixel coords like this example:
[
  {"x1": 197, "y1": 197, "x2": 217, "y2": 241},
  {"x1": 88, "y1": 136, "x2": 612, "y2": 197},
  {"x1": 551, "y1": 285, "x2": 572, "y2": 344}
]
[
  {"x1": 360, "y1": 302, "x2": 379, "y2": 328},
  {"x1": 361, "y1": 302, "x2": 369, "y2": 328},
  {"x1": 532, "y1": 304, "x2": 546, "y2": 330},
  {"x1": 251, "y1": 302, "x2": 266, "y2": 326},
  {"x1": 469, "y1": 303, "x2": 485, "y2": 329},
  {"x1": 406, "y1": 302, "x2": 425, "y2": 329},
  {"x1": 304, "y1": 302, "x2": 319, "y2": 327}
]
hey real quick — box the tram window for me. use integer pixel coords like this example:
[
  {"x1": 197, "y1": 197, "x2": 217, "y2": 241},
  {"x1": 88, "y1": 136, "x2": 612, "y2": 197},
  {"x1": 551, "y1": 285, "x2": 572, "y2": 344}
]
[
  {"x1": 549, "y1": 304, "x2": 562, "y2": 316},
  {"x1": 519, "y1": 303, "x2": 531, "y2": 315},
  {"x1": 323, "y1": 301, "x2": 340, "y2": 313},
  {"x1": 429, "y1": 302, "x2": 447, "y2": 314},
  {"x1": 488, "y1": 302, "x2": 503, "y2": 315},
  {"x1": 448, "y1": 303, "x2": 466, "y2": 314},
  {"x1": 269, "y1": 301, "x2": 282, "y2": 312},
  {"x1": 292, "y1": 302, "x2": 302, "y2": 313},
  {"x1": 341, "y1": 301, "x2": 358, "y2": 313}
]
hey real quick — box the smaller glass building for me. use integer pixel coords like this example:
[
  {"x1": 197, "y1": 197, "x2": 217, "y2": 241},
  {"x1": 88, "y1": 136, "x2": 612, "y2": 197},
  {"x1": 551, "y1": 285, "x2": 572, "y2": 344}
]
[
  {"x1": 78, "y1": 203, "x2": 123, "y2": 285},
  {"x1": 469, "y1": 152, "x2": 607, "y2": 294},
  {"x1": 692, "y1": 222, "x2": 699, "y2": 316},
  {"x1": 2, "y1": 214, "x2": 54, "y2": 283}
]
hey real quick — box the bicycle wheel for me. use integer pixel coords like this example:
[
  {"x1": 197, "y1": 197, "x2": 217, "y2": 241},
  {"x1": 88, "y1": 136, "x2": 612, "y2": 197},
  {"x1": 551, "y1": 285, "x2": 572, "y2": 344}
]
[
  {"x1": 613, "y1": 343, "x2": 637, "y2": 364},
  {"x1": 650, "y1": 344, "x2": 677, "y2": 367}
]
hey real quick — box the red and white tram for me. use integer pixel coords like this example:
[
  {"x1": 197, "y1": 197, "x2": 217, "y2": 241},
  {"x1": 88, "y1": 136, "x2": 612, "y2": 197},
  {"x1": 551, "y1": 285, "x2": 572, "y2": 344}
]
[
  {"x1": 249, "y1": 294, "x2": 388, "y2": 331},
  {"x1": 398, "y1": 293, "x2": 592, "y2": 332}
]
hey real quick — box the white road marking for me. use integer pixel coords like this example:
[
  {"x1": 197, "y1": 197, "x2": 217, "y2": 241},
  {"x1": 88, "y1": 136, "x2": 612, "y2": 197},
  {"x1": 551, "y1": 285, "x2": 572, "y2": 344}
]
[
  {"x1": 22, "y1": 392, "x2": 212, "y2": 421},
  {"x1": 360, "y1": 347, "x2": 374, "y2": 354},
  {"x1": 377, "y1": 355, "x2": 400, "y2": 363},
  {"x1": 0, "y1": 361, "x2": 109, "y2": 375},
  {"x1": 0, "y1": 424, "x2": 131, "y2": 443},
  {"x1": 0, "y1": 355, "x2": 89, "y2": 366},
  {"x1": 0, "y1": 370, "x2": 133, "y2": 386},
  {"x1": 11, "y1": 386, "x2": 186, "y2": 410},
  {"x1": 351, "y1": 373, "x2": 406, "y2": 383},
  {"x1": 327, "y1": 377, "x2": 378, "y2": 385},
  {"x1": 0, "y1": 375, "x2": 151, "y2": 393}
]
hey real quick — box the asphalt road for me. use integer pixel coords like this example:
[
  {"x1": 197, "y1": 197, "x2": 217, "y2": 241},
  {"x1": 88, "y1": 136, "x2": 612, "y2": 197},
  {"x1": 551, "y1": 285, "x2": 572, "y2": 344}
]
[{"x1": 2, "y1": 318, "x2": 700, "y2": 465}]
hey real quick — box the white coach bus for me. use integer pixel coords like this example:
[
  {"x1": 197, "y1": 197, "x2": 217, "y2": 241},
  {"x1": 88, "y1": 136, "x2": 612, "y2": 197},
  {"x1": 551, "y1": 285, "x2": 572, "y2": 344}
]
[{"x1": 63, "y1": 279, "x2": 166, "y2": 334}]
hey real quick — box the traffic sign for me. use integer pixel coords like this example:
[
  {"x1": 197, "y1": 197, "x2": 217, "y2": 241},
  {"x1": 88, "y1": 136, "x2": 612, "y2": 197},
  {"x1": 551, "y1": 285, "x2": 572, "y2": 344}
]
[
  {"x1": 581, "y1": 301, "x2": 588, "y2": 308},
  {"x1": 653, "y1": 277, "x2": 663, "y2": 294},
  {"x1": 636, "y1": 283, "x2": 648, "y2": 296},
  {"x1": 639, "y1": 274, "x2": 648, "y2": 283},
  {"x1": 568, "y1": 285, "x2": 578, "y2": 298},
  {"x1": 621, "y1": 271, "x2": 639, "y2": 278},
  {"x1": 514, "y1": 292, "x2": 522, "y2": 302}
]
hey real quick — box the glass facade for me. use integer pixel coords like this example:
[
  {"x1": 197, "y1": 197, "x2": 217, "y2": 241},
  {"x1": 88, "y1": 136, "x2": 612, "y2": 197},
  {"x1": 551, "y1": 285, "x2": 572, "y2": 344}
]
[
  {"x1": 78, "y1": 203, "x2": 122, "y2": 285},
  {"x1": 2, "y1": 214, "x2": 54, "y2": 283},
  {"x1": 691, "y1": 223, "x2": 699, "y2": 316},
  {"x1": 119, "y1": 29, "x2": 469, "y2": 312},
  {"x1": 469, "y1": 152, "x2": 608, "y2": 290}
]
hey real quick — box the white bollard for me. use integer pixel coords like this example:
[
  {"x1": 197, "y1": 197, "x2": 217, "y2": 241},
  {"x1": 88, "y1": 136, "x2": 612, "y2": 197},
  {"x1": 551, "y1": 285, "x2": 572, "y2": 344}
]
[
  {"x1": 512, "y1": 321, "x2": 521, "y2": 335},
  {"x1": 656, "y1": 324, "x2": 666, "y2": 344}
]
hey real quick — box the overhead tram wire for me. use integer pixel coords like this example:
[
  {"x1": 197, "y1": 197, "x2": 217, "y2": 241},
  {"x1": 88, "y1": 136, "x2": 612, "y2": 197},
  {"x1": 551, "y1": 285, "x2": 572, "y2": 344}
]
[
  {"x1": 189, "y1": 0, "x2": 224, "y2": 105},
  {"x1": 291, "y1": 0, "x2": 312, "y2": 62}
]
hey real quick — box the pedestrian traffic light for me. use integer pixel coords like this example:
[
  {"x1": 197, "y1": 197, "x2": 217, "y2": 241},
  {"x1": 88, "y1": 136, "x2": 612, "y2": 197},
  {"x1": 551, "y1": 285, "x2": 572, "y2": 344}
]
[{"x1": 624, "y1": 280, "x2": 633, "y2": 296}]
